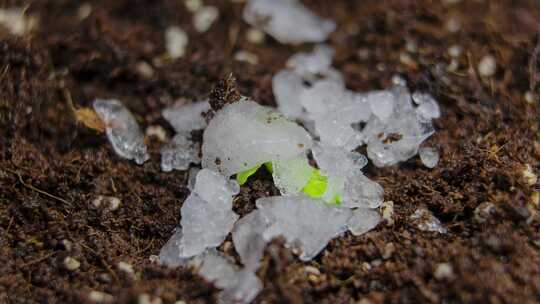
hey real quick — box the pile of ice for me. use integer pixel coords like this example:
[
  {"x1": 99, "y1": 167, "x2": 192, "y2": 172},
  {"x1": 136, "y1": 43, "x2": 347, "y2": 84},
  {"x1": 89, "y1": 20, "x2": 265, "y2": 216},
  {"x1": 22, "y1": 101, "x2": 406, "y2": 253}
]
[
  {"x1": 272, "y1": 44, "x2": 441, "y2": 167},
  {"x1": 158, "y1": 96, "x2": 385, "y2": 303},
  {"x1": 243, "y1": 0, "x2": 335, "y2": 44}
]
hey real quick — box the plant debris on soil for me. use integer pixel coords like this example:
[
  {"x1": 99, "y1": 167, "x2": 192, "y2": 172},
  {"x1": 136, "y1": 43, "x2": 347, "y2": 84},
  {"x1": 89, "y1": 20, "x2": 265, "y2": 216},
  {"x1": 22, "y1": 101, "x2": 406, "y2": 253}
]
[{"x1": 1, "y1": 0, "x2": 539, "y2": 303}]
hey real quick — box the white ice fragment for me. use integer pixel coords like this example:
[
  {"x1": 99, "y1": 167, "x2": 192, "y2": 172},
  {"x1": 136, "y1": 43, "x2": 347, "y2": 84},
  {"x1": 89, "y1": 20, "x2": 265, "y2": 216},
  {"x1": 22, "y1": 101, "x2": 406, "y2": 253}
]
[
  {"x1": 193, "y1": 6, "x2": 219, "y2": 33},
  {"x1": 232, "y1": 210, "x2": 268, "y2": 269},
  {"x1": 287, "y1": 44, "x2": 334, "y2": 77},
  {"x1": 419, "y1": 146, "x2": 439, "y2": 168},
  {"x1": 300, "y1": 79, "x2": 345, "y2": 115},
  {"x1": 177, "y1": 169, "x2": 239, "y2": 257},
  {"x1": 367, "y1": 91, "x2": 395, "y2": 121},
  {"x1": 202, "y1": 99, "x2": 313, "y2": 176},
  {"x1": 256, "y1": 195, "x2": 352, "y2": 261},
  {"x1": 158, "y1": 228, "x2": 190, "y2": 267},
  {"x1": 199, "y1": 251, "x2": 262, "y2": 304},
  {"x1": 410, "y1": 208, "x2": 447, "y2": 233},
  {"x1": 243, "y1": 0, "x2": 335, "y2": 45},
  {"x1": 312, "y1": 144, "x2": 367, "y2": 178},
  {"x1": 187, "y1": 167, "x2": 200, "y2": 191},
  {"x1": 272, "y1": 154, "x2": 313, "y2": 195},
  {"x1": 166, "y1": 26, "x2": 189, "y2": 59},
  {"x1": 342, "y1": 172, "x2": 384, "y2": 209},
  {"x1": 160, "y1": 133, "x2": 200, "y2": 172},
  {"x1": 312, "y1": 92, "x2": 371, "y2": 150},
  {"x1": 272, "y1": 70, "x2": 305, "y2": 118},
  {"x1": 347, "y1": 208, "x2": 380, "y2": 236},
  {"x1": 93, "y1": 99, "x2": 150, "y2": 165},
  {"x1": 162, "y1": 100, "x2": 210, "y2": 133},
  {"x1": 412, "y1": 92, "x2": 441, "y2": 119}
]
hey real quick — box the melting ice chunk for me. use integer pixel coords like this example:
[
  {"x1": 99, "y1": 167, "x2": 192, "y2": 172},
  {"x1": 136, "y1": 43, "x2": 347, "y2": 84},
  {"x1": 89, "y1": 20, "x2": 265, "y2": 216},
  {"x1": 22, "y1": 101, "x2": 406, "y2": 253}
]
[
  {"x1": 232, "y1": 210, "x2": 268, "y2": 269},
  {"x1": 162, "y1": 100, "x2": 210, "y2": 133},
  {"x1": 272, "y1": 70, "x2": 305, "y2": 118},
  {"x1": 412, "y1": 92, "x2": 441, "y2": 119},
  {"x1": 93, "y1": 99, "x2": 150, "y2": 165},
  {"x1": 176, "y1": 169, "x2": 239, "y2": 258},
  {"x1": 202, "y1": 99, "x2": 313, "y2": 176},
  {"x1": 158, "y1": 227, "x2": 190, "y2": 267},
  {"x1": 160, "y1": 133, "x2": 200, "y2": 172},
  {"x1": 272, "y1": 154, "x2": 313, "y2": 195},
  {"x1": 256, "y1": 195, "x2": 351, "y2": 261},
  {"x1": 410, "y1": 208, "x2": 447, "y2": 234},
  {"x1": 347, "y1": 208, "x2": 380, "y2": 236},
  {"x1": 199, "y1": 251, "x2": 263, "y2": 304},
  {"x1": 243, "y1": 0, "x2": 335, "y2": 45},
  {"x1": 342, "y1": 172, "x2": 384, "y2": 209},
  {"x1": 367, "y1": 91, "x2": 395, "y2": 121},
  {"x1": 419, "y1": 146, "x2": 439, "y2": 168}
]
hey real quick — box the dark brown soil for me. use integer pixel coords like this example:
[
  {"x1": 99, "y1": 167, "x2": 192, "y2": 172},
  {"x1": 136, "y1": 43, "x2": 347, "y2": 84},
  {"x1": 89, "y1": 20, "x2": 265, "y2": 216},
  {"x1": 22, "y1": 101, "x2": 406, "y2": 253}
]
[{"x1": 1, "y1": 0, "x2": 539, "y2": 303}]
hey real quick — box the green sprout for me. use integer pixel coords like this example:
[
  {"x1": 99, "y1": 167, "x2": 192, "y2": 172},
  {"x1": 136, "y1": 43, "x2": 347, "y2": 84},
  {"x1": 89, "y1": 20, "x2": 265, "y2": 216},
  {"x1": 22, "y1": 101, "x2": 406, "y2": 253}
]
[{"x1": 236, "y1": 161, "x2": 341, "y2": 205}]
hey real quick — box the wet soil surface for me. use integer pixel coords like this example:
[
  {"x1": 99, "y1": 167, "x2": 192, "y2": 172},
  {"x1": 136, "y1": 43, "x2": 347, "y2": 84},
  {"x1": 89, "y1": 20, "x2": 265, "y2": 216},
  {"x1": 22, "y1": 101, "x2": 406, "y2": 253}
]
[{"x1": 0, "y1": 0, "x2": 539, "y2": 303}]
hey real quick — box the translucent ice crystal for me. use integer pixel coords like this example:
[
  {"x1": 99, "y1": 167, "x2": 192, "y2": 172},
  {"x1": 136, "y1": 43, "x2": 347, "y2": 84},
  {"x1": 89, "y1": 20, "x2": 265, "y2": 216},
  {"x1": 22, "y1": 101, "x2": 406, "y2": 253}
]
[
  {"x1": 367, "y1": 91, "x2": 395, "y2": 121},
  {"x1": 272, "y1": 70, "x2": 305, "y2": 118},
  {"x1": 158, "y1": 227, "x2": 190, "y2": 267},
  {"x1": 177, "y1": 169, "x2": 239, "y2": 258},
  {"x1": 243, "y1": 0, "x2": 335, "y2": 45},
  {"x1": 256, "y1": 195, "x2": 352, "y2": 261},
  {"x1": 272, "y1": 154, "x2": 313, "y2": 195},
  {"x1": 410, "y1": 208, "x2": 447, "y2": 234},
  {"x1": 419, "y1": 146, "x2": 439, "y2": 168},
  {"x1": 412, "y1": 92, "x2": 441, "y2": 119},
  {"x1": 162, "y1": 100, "x2": 210, "y2": 134},
  {"x1": 160, "y1": 133, "x2": 200, "y2": 172},
  {"x1": 93, "y1": 99, "x2": 150, "y2": 165},
  {"x1": 347, "y1": 208, "x2": 380, "y2": 236},
  {"x1": 232, "y1": 210, "x2": 268, "y2": 269},
  {"x1": 199, "y1": 251, "x2": 262, "y2": 304},
  {"x1": 202, "y1": 99, "x2": 313, "y2": 176},
  {"x1": 287, "y1": 44, "x2": 334, "y2": 78}
]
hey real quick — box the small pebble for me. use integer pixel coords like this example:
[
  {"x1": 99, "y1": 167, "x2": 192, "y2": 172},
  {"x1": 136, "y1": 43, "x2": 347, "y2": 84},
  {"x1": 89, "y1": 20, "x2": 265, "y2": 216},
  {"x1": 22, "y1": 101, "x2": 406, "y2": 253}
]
[
  {"x1": 448, "y1": 45, "x2": 462, "y2": 58},
  {"x1": 193, "y1": 6, "x2": 219, "y2": 33},
  {"x1": 381, "y1": 201, "x2": 394, "y2": 226},
  {"x1": 445, "y1": 17, "x2": 461, "y2": 33},
  {"x1": 63, "y1": 257, "x2": 80, "y2": 271},
  {"x1": 246, "y1": 28, "x2": 265, "y2": 44},
  {"x1": 174, "y1": 301, "x2": 187, "y2": 304},
  {"x1": 382, "y1": 243, "x2": 395, "y2": 259},
  {"x1": 166, "y1": 26, "x2": 188, "y2": 59},
  {"x1": 357, "y1": 48, "x2": 370, "y2": 60},
  {"x1": 146, "y1": 125, "x2": 167, "y2": 142},
  {"x1": 184, "y1": 0, "x2": 202, "y2": 12},
  {"x1": 234, "y1": 50, "x2": 259, "y2": 65},
  {"x1": 149, "y1": 255, "x2": 159, "y2": 263},
  {"x1": 524, "y1": 91, "x2": 535, "y2": 104},
  {"x1": 92, "y1": 196, "x2": 121, "y2": 211},
  {"x1": 361, "y1": 262, "x2": 372, "y2": 271},
  {"x1": 117, "y1": 261, "x2": 135, "y2": 275},
  {"x1": 136, "y1": 61, "x2": 154, "y2": 79},
  {"x1": 399, "y1": 52, "x2": 416, "y2": 68},
  {"x1": 474, "y1": 202, "x2": 495, "y2": 223},
  {"x1": 478, "y1": 55, "x2": 497, "y2": 77},
  {"x1": 61, "y1": 239, "x2": 73, "y2": 251},
  {"x1": 405, "y1": 40, "x2": 417, "y2": 53},
  {"x1": 304, "y1": 265, "x2": 321, "y2": 275},
  {"x1": 434, "y1": 262, "x2": 454, "y2": 280},
  {"x1": 522, "y1": 164, "x2": 537, "y2": 185},
  {"x1": 138, "y1": 294, "x2": 162, "y2": 304},
  {"x1": 77, "y1": 3, "x2": 92, "y2": 20},
  {"x1": 88, "y1": 291, "x2": 114, "y2": 303}
]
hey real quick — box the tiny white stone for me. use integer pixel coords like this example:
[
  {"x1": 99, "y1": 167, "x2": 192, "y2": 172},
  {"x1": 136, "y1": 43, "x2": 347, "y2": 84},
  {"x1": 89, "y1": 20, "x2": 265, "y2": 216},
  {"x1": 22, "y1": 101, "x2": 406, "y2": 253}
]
[
  {"x1": 246, "y1": 28, "x2": 265, "y2": 44},
  {"x1": 524, "y1": 91, "x2": 535, "y2": 104},
  {"x1": 445, "y1": 17, "x2": 461, "y2": 33},
  {"x1": 478, "y1": 55, "x2": 497, "y2": 77},
  {"x1": 166, "y1": 26, "x2": 189, "y2": 59},
  {"x1": 77, "y1": 3, "x2": 93, "y2": 20},
  {"x1": 193, "y1": 6, "x2": 219, "y2": 33},
  {"x1": 434, "y1": 263, "x2": 454, "y2": 280},
  {"x1": 234, "y1": 50, "x2": 259, "y2": 65},
  {"x1": 381, "y1": 201, "x2": 394, "y2": 226},
  {"x1": 136, "y1": 61, "x2": 155, "y2": 79},
  {"x1": 473, "y1": 202, "x2": 495, "y2": 223},
  {"x1": 448, "y1": 45, "x2": 462, "y2": 58},
  {"x1": 522, "y1": 164, "x2": 537, "y2": 185},
  {"x1": 184, "y1": 0, "x2": 203, "y2": 12},
  {"x1": 63, "y1": 257, "x2": 81, "y2": 271},
  {"x1": 145, "y1": 125, "x2": 167, "y2": 142},
  {"x1": 0, "y1": 8, "x2": 37, "y2": 36},
  {"x1": 88, "y1": 291, "x2": 114, "y2": 303},
  {"x1": 117, "y1": 261, "x2": 135, "y2": 275}
]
